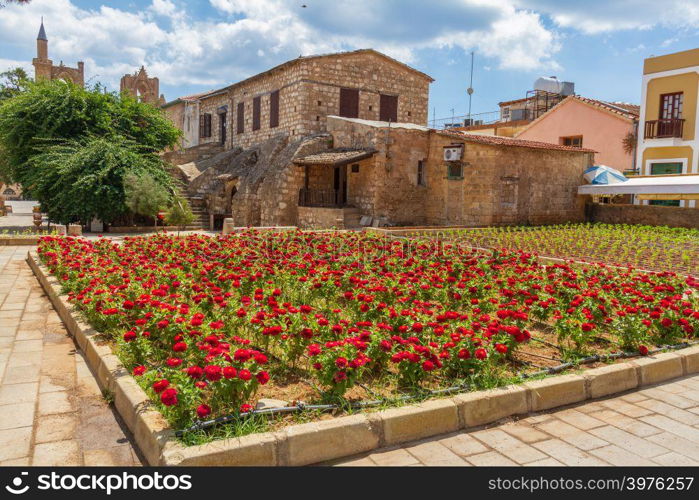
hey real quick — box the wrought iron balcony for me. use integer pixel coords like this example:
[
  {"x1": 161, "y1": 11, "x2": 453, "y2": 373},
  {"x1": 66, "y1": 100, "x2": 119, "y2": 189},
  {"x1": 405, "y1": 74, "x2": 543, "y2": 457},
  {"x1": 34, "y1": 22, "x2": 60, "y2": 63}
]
[
  {"x1": 298, "y1": 188, "x2": 345, "y2": 208},
  {"x1": 644, "y1": 118, "x2": 685, "y2": 139}
]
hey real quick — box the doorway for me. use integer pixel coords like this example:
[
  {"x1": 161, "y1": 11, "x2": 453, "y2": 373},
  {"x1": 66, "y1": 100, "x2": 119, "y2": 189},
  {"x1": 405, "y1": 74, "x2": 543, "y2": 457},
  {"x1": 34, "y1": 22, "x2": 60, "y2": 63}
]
[
  {"x1": 219, "y1": 112, "x2": 227, "y2": 145},
  {"x1": 333, "y1": 165, "x2": 348, "y2": 206}
]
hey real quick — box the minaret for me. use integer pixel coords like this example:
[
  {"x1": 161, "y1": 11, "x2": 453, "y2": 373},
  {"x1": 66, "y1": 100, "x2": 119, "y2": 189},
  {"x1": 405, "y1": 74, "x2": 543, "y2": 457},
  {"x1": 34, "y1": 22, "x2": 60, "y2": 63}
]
[
  {"x1": 32, "y1": 18, "x2": 52, "y2": 80},
  {"x1": 37, "y1": 17, "x2": 48, "y2": 59}
]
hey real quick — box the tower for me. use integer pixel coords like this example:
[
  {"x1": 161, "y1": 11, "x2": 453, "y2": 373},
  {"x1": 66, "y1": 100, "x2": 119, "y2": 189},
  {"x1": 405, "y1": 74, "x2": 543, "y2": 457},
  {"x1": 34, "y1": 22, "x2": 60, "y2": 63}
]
[
  {"x1": 32, "y1": 18, "x2": 53, "y2": 80},
  {"x1": 31, "y1": 19, "x2": 85, "y2": 86}
]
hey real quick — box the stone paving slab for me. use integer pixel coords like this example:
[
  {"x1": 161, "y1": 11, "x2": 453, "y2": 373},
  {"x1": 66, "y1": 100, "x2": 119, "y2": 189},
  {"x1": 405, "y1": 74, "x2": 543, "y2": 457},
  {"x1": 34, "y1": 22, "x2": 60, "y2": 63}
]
[
  {"x1": 0, "y1": 246, "x2": 143, "y2": 466},
  {"x1": 328, "y1": 373, "x2": 699, "y2": 466}
]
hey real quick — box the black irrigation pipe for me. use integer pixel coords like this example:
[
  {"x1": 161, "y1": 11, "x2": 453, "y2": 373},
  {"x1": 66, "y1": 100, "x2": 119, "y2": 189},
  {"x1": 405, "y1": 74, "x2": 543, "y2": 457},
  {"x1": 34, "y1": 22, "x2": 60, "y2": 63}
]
[{"x1": 175, "y1": 340, "x2": 699, "y2": 437}]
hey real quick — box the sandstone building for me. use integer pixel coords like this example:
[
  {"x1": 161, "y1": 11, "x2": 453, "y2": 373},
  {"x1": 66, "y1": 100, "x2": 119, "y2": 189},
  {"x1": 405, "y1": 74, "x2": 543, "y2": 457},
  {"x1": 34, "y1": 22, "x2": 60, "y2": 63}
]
[
  {"x1": 32, "y1": 20, "x2": 84, "y2": 86},
  {"x1": 162, "y1": 49, "x2": 433, "y2": 151},
  {"x1": 120, "y1": 66, "x2": 166, "y2": 106}
]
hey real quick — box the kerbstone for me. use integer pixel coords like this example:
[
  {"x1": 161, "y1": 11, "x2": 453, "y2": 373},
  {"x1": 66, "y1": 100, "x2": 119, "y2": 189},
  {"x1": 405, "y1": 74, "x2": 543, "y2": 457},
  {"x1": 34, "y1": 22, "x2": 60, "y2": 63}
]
[
  {"x1": 380, "y1": 398, "x2": 458, "y2": 446},
  {"x1": 584, "y1": 363, "x2": 638, "y2": 399},
  {"x1": 455, "y1": 385, "x2": 529, "y2": 428},
  {"x1": 162, "y1": 433, "x2": 279, "y2": 466},
  {"x1": 525, "y1": 374, "x2": 587, "y2": 411},
  {"x1": 630, "y1": 353, "x2": 684, "y2": 386},
  {"x1": 284, "y1": 414, "x2": 378, "y2": 465}
]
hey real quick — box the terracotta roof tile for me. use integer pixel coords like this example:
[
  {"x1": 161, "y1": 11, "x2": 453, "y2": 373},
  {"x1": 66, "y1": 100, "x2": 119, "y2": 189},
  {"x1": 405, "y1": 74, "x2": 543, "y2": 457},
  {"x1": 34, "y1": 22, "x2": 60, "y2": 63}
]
[
  {"x1": 574, "y1": 96, "x2": 639, "y2": 119},
  {"x1": 440, "y1": 130, "x2": 597, "y2": 153}
]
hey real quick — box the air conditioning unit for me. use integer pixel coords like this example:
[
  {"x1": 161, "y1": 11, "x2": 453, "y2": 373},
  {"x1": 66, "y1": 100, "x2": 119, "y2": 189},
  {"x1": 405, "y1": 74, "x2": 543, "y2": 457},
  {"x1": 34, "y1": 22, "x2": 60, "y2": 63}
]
[{"x1": 443, "y1": 145, "x2": 463, "y2": 161}]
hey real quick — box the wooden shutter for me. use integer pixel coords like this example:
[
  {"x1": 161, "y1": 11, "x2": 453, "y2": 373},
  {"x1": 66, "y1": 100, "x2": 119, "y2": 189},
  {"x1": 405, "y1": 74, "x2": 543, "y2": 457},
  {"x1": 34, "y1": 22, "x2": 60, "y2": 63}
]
[
  {"x1": 199, "y1": 114, "x2": 206, "y2": 138},
  {"x1": 236, "y1": 102, "x2": 244, "y2": 134},
  {"x1": 339, "y1": 88, "x2": 359, "y2": 118},
  {"x1": 205, "y1": 114, "x2": 212, "y2": 137},
  {"x1": 379, "y1": 94, "x2": 398, "y2": 122},
  {"x1": 269, "y1": 90, "x2": 280, "y2": 128},
  {"x1": 252, "y1": 96, "x2": 261, "y2": 131}
]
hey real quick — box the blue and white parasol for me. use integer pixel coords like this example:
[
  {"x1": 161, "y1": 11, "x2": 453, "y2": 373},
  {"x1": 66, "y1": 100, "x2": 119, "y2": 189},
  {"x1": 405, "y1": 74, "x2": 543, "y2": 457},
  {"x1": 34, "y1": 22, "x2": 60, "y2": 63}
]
[{"x1": 583, "y1": 165, "x2": 628, "y2": 185}]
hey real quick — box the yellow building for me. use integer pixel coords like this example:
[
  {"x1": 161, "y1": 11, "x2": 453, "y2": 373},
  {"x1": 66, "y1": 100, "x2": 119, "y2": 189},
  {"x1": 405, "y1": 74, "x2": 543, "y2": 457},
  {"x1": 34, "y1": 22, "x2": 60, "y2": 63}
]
[{"x1": 636, "y1": 48, "x2": 699, "y2": 207}]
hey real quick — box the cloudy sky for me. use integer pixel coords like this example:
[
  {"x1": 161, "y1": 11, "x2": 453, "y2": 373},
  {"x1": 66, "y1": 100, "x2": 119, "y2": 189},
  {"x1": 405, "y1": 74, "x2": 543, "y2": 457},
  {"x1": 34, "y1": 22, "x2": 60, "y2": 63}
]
[{"x1": 1, "y1": 0, "x2": 698, "y2": 122}]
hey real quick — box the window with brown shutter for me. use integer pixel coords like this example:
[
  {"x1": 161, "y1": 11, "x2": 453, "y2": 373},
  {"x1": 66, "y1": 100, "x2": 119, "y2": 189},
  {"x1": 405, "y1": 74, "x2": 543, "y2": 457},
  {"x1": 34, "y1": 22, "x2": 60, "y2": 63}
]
[
  {"x1": 199, "y1": 113, "x2": 212, "y2": 138},
  {"x1": 379, "y1": 94, "x2": 398, "y2": 122},
  {"x1": 339, "y1": 88, "x2": 359, "y2": 118},
  {"x1": 269, "y1": 90, "x2": 279, "y2": 128},
  {"x1": 236, "y1": 102, "x2": 244, "y2": 134},
  {"x1": 252, "y1": 96, "x2": 261, "y2": 131}
]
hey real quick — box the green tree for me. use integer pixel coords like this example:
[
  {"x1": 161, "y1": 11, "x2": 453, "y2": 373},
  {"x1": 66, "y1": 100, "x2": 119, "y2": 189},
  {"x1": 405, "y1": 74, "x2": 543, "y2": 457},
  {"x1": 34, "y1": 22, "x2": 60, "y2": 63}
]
[
  {"x1": 0, "y1": 67, "x2": 29, "y2": 101},
  {"x1": 28, "y1": 137, "x2": 174, "y2": 225},
  {"x1": 165, "y1": 196, "x2": 195, "y2": 234},
  {"x1": 124, "y1": 172, "x2": 171, "y2": 229},
  {"x1": 0, "y1": 79, "x2": 180, "y2": 191},
  {"x1": 0, "y1": 79, "x2": 180, "y2": 224}
]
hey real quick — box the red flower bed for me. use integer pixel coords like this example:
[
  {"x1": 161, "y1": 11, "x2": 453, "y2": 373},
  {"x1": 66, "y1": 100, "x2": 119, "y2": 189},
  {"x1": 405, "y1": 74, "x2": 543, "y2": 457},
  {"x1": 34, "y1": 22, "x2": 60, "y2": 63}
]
[{"x1": 37, "y1": 232, "x2": 699, "y2": 429}]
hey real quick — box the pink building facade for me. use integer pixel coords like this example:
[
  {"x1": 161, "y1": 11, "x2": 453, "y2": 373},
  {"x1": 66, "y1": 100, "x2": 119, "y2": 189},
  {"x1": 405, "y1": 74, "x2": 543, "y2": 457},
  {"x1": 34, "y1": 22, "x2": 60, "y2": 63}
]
[{"x1": 516, "y1": 96, "x2": 638, "y2": 172}]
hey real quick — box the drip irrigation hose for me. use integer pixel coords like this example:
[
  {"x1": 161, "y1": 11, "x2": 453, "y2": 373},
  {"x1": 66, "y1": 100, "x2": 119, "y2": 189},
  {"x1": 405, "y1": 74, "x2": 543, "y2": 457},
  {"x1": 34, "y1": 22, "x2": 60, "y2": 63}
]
[{"x1": 175, "y1": 340, "x2": 699, "y2": 437}]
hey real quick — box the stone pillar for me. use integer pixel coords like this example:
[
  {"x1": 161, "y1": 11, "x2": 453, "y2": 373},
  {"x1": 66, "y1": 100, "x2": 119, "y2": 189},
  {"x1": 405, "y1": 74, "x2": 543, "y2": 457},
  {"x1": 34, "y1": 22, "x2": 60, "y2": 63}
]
[{"x1": 222, "y1": 218, "x2": 235, "y2": 235}]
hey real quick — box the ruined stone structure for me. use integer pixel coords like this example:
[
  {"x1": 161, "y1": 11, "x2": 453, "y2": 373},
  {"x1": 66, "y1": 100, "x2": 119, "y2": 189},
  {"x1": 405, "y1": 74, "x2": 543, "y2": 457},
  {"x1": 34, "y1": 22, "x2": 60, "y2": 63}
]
[
  {"x1": 120, "y1": 66, "x2": 165, "y2": 106},
  {"x1": 163, "y1": 49, "x2": 433, "y2": 151},
  {"x1": 32, "y1": 20, "x2": 84, "y2": 86}
]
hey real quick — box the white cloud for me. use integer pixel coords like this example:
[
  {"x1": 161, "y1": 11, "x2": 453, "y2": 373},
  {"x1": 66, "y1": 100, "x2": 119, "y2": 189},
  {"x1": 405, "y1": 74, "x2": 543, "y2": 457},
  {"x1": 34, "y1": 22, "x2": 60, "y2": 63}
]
[
  {"x1": 515, "y1": 0, "x2": 699, "y2": 34},
  {"x1": 2, "y1": 0, "x2": 698, "y2": 102}
]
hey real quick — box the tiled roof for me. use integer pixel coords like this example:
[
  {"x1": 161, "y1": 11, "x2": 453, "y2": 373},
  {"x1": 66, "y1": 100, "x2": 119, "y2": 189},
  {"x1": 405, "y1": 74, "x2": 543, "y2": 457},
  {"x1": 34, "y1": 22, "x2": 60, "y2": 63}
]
[
  {"x1": 440, "y1": 129, "x2": 597, "y2": 153},
  {"x1": 293, "y1": 148, "x2": 377, "y2": 166},
  {"x1": 574, "y1": 96, "x2": 639, "y2": 119}
]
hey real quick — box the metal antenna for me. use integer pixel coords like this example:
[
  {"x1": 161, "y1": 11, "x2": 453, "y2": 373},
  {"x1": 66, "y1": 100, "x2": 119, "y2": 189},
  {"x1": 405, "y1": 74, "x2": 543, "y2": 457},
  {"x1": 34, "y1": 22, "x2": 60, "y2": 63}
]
[{"x1": 467, "y1": 51, "x2": 475, "y2": 124}]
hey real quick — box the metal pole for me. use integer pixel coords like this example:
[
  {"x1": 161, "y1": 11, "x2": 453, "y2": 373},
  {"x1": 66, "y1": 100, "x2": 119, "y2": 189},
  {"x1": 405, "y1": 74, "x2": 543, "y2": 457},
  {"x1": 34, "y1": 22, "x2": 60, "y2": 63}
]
[{"x1": 467, "y1": 51, "x2": 474, "y2": 125}]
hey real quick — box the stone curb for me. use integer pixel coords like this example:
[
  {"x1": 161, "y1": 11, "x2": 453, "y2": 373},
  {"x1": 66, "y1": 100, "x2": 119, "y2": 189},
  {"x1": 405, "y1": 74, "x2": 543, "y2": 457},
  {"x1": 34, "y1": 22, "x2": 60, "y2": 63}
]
[
  {"x1": 26, "y1": 250, "x2": 699, "y2": 466},
  {"x1": 0, "y1": 237, "x2": 41, "y2": 245}
]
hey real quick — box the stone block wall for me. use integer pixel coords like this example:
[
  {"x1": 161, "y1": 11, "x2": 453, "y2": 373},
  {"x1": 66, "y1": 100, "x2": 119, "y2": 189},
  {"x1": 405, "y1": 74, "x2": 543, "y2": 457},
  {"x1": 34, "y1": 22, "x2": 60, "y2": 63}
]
[
  {"x1": 297, "y1": 207, "x2": 346, "y2": 229},
  {"x1": 327, "y1": 116, "x2": 590, "y2": 227},
  {"x1": 588, "y1": 203, "x2": 699, "y2": 228},
  {"x1": 164, "y1": 50, "x2": 431, "y2": 154}
]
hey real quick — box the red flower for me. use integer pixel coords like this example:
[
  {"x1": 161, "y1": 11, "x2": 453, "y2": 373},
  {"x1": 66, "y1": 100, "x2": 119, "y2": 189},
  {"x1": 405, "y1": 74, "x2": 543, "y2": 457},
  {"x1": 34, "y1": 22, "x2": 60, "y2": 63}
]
[
  {"x1": 495, "y1": 343, "x2": 508, "y2": 354},
  {"x1": 457, "y1": 348, "x2": 471, "y2": 359},
  {"x1": 152, "y1": 379, "x2": 169, "y2": 393},
  {"x1": 204, "y1": 365, "x2": 223, "y2": 382},
  {"x1": 123, "y1": 330, "x2": 137, "y2": 342},
  {"x1": 185, "y1": 366, "x2": 204, "y2": 379},
  {"x1": 223, "y1": 366, "x2": 237, "y2": 379},
  {"x1": 238, "y1": 369, "x2": 252, "y2": 381},
  {"x1": 196, "y1": 404, "x2": 211, "y2": 418},
  {"x1": 660, "y1": 318, "x2": 673, "y2": 328},
  {"x1": 474, "y1": 348, "x2": 488, "y2": 360},
  {"x1": 581, "y1": 323, "x2": 595, "y2": 332},
  {"x1": 173, "y1": 341, "x2": 187, "y2": 352},
  {"x1": 240, "y1": 403, "x2": 253, "y2": 413},
  {"x1": 639, "y1": 345, "x2": 649, "y2": 356},
  {"x1": 335, "y1": 357, "x2": 348, "y2": 368},
  {"x1": 123, "y1": 300, "x2": 135, "y2": 310},
  {"x1": 256, "y1": 371, "x2": 270, "y2": 385},
  {"x1": 160, "y1": 388, "x2": 178, "y2": 406},
  {"x1": 422, "y1": 360, "x2": 435, "y2": 372},
  {"x1": 166, "y1": 357, "x2": 183, "y2": 367},
  {"x1": 133, "y1": 365, "x2": 146, "y2": 376}
]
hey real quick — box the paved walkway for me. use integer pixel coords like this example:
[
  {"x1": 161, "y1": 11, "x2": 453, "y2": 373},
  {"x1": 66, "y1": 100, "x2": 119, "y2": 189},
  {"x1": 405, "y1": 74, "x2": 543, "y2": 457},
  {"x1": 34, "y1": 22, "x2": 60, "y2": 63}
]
[
  {"x1": 330, "y1": 373, "x2": 699, "y2": 466},
  {"x1": 0, "y1": 245, "x2": 142, "y2": 466}
]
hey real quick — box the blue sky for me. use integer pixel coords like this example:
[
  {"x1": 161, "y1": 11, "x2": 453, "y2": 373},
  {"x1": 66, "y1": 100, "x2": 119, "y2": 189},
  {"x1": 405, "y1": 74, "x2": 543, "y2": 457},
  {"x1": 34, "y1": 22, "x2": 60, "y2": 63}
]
[{"x1": 1, "y1": 0, "x2": 698, "y2": 123}]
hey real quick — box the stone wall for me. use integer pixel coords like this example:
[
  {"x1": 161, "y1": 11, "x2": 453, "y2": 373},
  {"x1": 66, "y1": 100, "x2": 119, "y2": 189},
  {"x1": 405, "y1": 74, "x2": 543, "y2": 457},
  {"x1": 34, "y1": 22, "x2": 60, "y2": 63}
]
[
  {"x1": 164, "y1": 50, "x2": 431, "y2": 153},
  {"x1": 588, "y1": 203, "x2": 699, "y2": 228},
  {"x1": 297, "y1": 207, "x2": 346, "y2": 229},
  {"x1": 327, "y1": 116, "x2": 591, "y2": 227}
]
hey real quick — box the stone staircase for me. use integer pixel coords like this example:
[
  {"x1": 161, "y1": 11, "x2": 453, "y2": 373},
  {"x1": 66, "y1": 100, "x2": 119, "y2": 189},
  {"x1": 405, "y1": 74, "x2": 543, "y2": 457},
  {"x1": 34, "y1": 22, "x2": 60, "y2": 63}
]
[{"x1": 177, "y1": 195, "x2": 209, "y2": 230}]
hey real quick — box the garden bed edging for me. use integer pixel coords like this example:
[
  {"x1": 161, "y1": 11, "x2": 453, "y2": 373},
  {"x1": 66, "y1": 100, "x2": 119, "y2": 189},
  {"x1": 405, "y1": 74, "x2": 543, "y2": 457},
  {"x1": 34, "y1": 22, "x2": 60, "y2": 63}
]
[{"x1": 27, "y1": 250, "x2": 699, "y2": 466}]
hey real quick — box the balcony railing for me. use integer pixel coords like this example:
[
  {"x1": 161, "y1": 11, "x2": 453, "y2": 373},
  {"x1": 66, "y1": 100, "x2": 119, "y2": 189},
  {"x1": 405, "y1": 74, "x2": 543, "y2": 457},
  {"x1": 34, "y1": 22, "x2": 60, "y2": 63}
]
[
  {"x1": 298, "y1": 188, "x2": 345, "y2": 208},
  {"x1": 644, "y1": 118, "x2": 685, "y2": 139}
]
